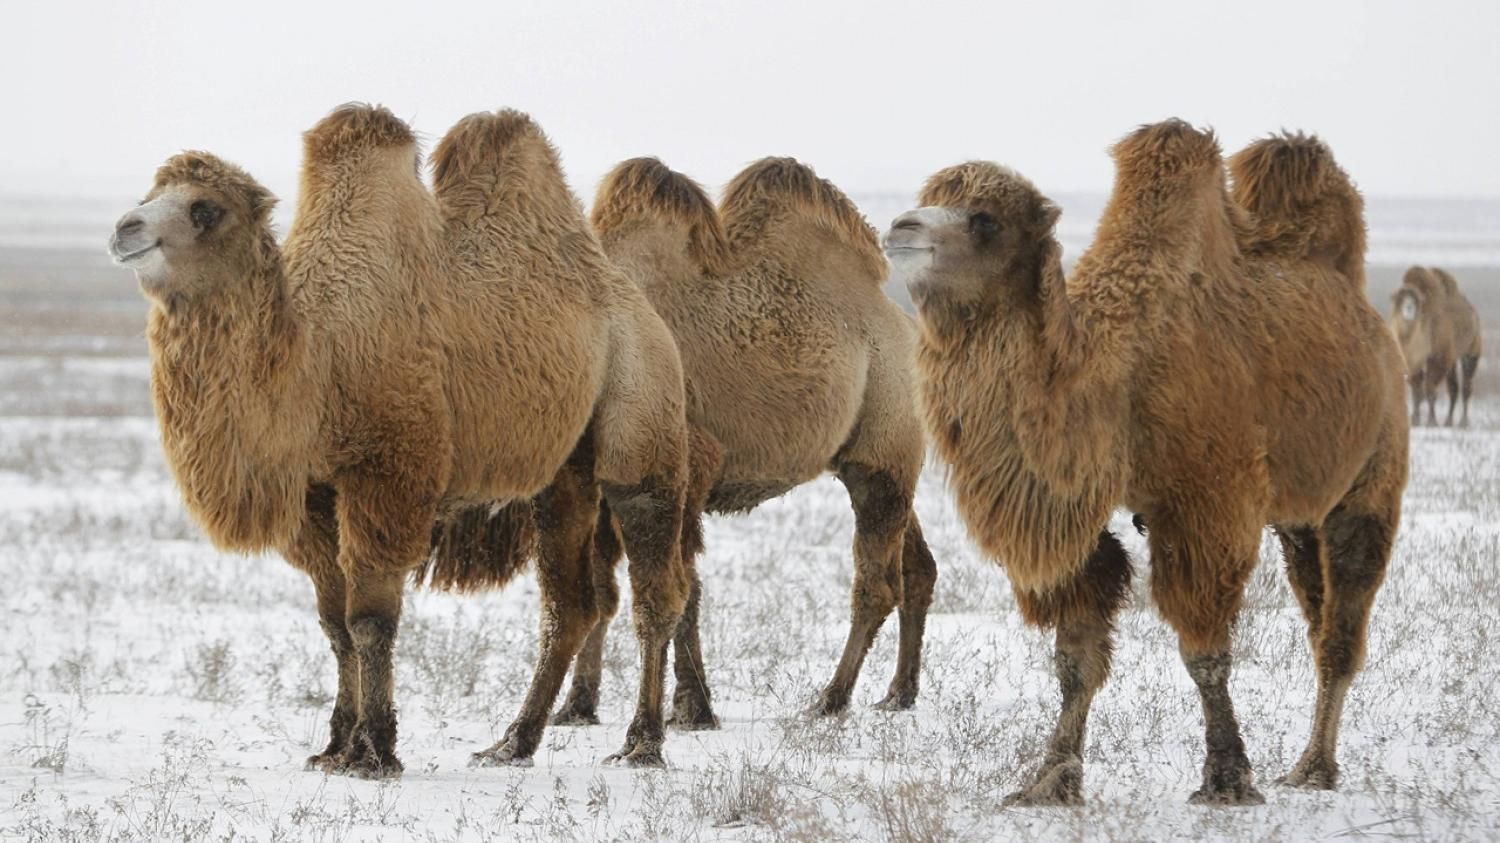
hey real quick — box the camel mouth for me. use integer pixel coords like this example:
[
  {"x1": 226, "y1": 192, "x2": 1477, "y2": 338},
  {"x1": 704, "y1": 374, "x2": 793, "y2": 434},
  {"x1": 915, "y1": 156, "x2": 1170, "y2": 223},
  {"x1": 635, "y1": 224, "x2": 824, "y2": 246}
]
[{"x1": 110, "y1": 239, "x2": 162, "y2": 265}]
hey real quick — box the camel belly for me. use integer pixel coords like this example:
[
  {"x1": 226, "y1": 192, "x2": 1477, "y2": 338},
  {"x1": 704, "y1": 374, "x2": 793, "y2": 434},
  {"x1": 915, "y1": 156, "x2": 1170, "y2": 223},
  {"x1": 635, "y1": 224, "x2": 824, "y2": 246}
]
[{"x1": 443, "y1": 332, "x2": 608, "y2": 501}]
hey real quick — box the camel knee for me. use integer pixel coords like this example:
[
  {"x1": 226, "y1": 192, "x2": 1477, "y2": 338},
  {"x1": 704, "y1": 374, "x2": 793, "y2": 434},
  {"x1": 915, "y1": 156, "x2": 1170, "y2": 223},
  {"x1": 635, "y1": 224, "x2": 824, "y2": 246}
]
[{"x1": 900, "y1": 520, "x2": 938, "y2": 610}]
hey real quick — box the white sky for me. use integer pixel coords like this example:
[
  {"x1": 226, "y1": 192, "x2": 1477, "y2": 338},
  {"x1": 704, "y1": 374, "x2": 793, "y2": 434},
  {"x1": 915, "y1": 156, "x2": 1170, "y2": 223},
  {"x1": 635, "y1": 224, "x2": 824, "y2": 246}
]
[{"x1": 6, "y1": 0, "x2": 1499, "y2": 205}]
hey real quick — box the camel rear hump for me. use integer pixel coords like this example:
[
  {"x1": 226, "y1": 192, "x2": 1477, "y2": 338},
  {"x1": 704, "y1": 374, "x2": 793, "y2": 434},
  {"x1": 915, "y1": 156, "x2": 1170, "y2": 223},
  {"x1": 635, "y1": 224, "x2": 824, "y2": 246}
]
[
  {"x1": 719, "y1": 157, "x2": 886, "y2": 284},
  {"x1": 431, "y1": 109, "x2": 575, "y2": 221},
  {"x1": 1230, "y1": 132, "x2": 1367, "y2": 285},
  {"x1": 302, "y1": 103, "x2": 418, "y2": 167},
  {"x1": 592, "y1": 157, "x2": 732, "y2": 277}
]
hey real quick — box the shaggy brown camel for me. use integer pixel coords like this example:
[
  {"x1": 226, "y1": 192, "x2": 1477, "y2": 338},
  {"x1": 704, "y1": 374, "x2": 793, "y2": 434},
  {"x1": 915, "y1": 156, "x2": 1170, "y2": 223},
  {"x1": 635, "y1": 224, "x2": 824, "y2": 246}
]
[
  {"x1": 885, "y1": 121, "x2": 1407, "y2": 805},
  {"x1": 544, "y1": 157, "x2": 936, "y2": 728},
  {"x1": 108, "y1": 104, "x2": 697, "y2": 774},
  {"x1": 1390, "y1": 266, "x2": 1483, "y2": 426}
]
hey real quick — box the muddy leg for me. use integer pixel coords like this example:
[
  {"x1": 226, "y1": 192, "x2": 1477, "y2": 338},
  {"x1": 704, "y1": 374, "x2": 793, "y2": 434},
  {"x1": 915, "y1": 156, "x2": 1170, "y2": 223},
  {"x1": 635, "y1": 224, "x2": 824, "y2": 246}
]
[
  {"x1": 873, "y1": 518, "x2": 937, "y2": 711},
  {"x1": 1005, "y1": 531, "x2": 1132, "y2": 806},
  {"x1": 603, "y1": 479, "x2": 688, "y2": 767},
  {"x1": 667, "y1": 429, "x2": 721, "y2": 729},
  {"x1": 1409, "y1": 374, "x2": 1423, "y2": 427},
  {"x1": 1151, "y1": 521, "x2": 1263, "y2": 805},
  {"x1": 1276, "y1": 526, "x2": 1324, "y2": 646},
  {"x1": 474, "y1": 449, "x2": 600, "y2": 766},
  {"x1": 1460, "y1": 356, "x2": 1478, "y2": 428},
  {"x1": 283, "y1": 487, "x2": 355, "y2": 772},
  {"x1": 1281, "y1": 506, "x2": 1394, "y2": 790},
  {"x1": 811, "y1": 463, "x2": 909, "y2": 716},
  {"x1": 666, "y1": 571, "x2": 718, "y2": 728},
  {"x1": 1444, "y1": 366, "x2": 1460, "y2": 427},
  {"x1": 552, "y1": 504, "x2": 622, "y2": 727}
]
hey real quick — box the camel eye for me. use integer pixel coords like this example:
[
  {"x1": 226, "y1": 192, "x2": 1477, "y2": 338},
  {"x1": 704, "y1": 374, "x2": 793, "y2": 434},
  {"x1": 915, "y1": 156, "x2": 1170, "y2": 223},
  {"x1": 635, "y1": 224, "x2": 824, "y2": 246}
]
[
  {"x1": 190, "y1": 200, "x2": 224, "y2": 230},
  {"x1": 968, "y1": 211, "x2": 1000, "y2": 244}
]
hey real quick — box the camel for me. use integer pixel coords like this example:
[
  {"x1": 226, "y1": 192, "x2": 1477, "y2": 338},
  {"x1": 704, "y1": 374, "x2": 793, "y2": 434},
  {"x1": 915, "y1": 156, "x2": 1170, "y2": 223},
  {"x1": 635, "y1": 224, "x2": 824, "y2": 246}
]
[
  {"x1": 541, "y1": 156, "x2": 936, "y2": 729},
  {"x1": 885, "y1": 121, "x2": 1408, "y2": 805},
  {"x1": 1390, "y1": 266, "x2": 1483, "y2": 426},
  {"x1": 108, "y1": 104, "x2": 699, "y2": 775}
]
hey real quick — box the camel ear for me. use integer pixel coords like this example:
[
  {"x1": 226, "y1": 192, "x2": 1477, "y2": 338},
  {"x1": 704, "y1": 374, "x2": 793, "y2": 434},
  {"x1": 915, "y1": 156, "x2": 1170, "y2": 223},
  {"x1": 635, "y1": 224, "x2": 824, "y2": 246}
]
[{"x1": 1034, "y1": 199, "x2": 1060, "y2": 232}]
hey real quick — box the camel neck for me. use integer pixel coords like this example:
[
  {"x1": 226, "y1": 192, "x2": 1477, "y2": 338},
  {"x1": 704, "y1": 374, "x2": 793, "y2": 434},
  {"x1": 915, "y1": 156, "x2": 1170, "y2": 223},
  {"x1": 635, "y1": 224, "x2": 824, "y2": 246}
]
[{"x1": 146, "y1": 257, "x2": 323, "y2": 552}]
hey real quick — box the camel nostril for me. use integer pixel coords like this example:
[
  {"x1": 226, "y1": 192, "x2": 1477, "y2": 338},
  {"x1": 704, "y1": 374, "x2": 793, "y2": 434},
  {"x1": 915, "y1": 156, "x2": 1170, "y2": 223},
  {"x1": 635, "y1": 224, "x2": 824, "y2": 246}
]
[
  {"x1": 892, "y1": 217, "x2": 923, "y2": 232},
  {"x1": 116, "y1": 217, "x2": 145, "y2": 237}
]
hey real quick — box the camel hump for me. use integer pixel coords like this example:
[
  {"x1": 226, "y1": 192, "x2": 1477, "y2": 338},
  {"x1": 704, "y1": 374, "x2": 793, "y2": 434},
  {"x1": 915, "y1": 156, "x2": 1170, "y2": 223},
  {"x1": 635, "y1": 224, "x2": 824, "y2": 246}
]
[
  {"x1": 303, "y1": 103, "x2": 417, "y2": 164},
  {"x1": 720, "y1": 156, "x2": 885, "y2": 283},
  {"x1": 918, "y1": 160, "x2": 1061, "y2": 234},
  {"x1": 1110, "y1": 119, "x2": 1224, "y2": 185},
  {"x1": 1431, "y1": 267, "x2": 1460, "y2": 297},
  {"x1": 1402, "y1": 265, "x2": 1438, "y2": 294},
  {"x1": 154, "y1": 151, "x2": 277, "y2": 222},
  {"x1": 430, "y1": 108, "x2": 559, "y2": 196},
  {"x1": 1229, "y1": 132, "x2": 1366, "y2": 283},
  {"x1": 592, "y1": 157, "x2": 731, "y2": 276}
]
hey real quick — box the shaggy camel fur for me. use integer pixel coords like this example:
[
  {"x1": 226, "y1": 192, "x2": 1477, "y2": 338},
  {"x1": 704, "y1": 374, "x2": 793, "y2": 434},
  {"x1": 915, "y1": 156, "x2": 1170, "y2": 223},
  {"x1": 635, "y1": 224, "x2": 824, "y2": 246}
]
[
  {"x1": 109, "y1": 104, "x2": 697, "y2": 775},
  {"x1": 1390, "y1": 266, "x2": 1483, "y2": 426},
  {"x1": 543, "y1": 157, "x2": 935, "y2": 728},
  {"x1": 886, "y1": 121, "x2": 1407, "y2": 805}
]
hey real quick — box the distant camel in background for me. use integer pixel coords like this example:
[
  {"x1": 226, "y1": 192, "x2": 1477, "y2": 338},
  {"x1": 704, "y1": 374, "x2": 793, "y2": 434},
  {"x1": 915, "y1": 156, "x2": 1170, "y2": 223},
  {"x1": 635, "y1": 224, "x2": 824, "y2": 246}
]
[
  {"x1": 559, "y1": 156, "x2": 935, "y2": 728},
  {"x1": 888, "y1": 122, "x2": 1407, "y2": 805},
  {"x1": 109, "y1": 104, "x2": 699, "y2": 775},
  {"x1": 1390, "y1": 266, "x2": 1483, "y2": 426}
]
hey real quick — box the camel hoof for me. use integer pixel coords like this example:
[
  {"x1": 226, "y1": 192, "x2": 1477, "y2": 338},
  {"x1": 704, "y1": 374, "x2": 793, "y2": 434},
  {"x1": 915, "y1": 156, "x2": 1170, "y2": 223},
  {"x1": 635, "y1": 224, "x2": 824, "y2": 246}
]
[
  {"x1": 871, "y1": 690, "x2": 917, "y2": 712},
  {"x1": 604, "y1": 744, "x2": 666, "y2": 768},
  {"x1": 550, "y1": 708, "x2": 601, "y2": 727},
  {"x1": 304, "y1": 753, "x2": 345, "y2": 774},
  {"x1": 805, "y1": 691, "x2": 851, "y2": 718},
  {"x1": 1277, "y1": 758, "x2": 1338, "y2": 790},
  {"x1": 469, "y1": 741, "x2": 534, "y2": 769},
  {"x1": 327, "y1": 749, "x2": 402, "y2": 780},
  {"x1": 666, "y1": 698, "x2": 720, "y2": 731},
  {"x1": 1003, "y1": 757, "x2": 1083, "y2": 807}
]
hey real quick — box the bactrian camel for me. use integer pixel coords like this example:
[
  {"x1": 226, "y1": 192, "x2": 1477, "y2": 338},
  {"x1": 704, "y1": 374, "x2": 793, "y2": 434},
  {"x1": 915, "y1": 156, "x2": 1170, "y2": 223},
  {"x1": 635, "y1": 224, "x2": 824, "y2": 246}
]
[
  {"x1": 1390, "y1": 265, "x2": 1483, "y2": 427},
  {"x1": 539, "y1": 157, "x2": 936, "y2": 730},
  {"x1": 109, "y1": 104, "x2": 699, "y2": 774},
  {"x1": 885, "y1": 121, "x2": 1407, "y2": 805}
]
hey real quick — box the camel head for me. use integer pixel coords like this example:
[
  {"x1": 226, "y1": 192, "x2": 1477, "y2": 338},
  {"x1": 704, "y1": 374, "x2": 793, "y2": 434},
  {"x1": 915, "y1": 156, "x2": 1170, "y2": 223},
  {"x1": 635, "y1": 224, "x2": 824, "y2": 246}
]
[
  {"x1": 110, "y1": 152, "x2": 276, "y2": 305},
  {"x1": 1389, "y1": 268, "x2": 1435, "y2": 366},
  {"x1": 884, "y1": 161, "x2": 1060, "y2": 322}
]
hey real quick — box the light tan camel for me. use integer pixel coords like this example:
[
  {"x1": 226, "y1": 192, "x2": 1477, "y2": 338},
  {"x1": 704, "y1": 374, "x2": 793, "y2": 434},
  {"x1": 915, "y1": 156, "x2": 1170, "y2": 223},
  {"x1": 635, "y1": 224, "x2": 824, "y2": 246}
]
[
  {"x1": 544, "y1": 157, "x2": 936, "y2": 729},
  {"x1": 109, "y1": 104, "x2": 696, "y2": 775},
  {"x1": 885, "y1": 121, "x2": 1407, "y2": 805},
  {"x1": 1390, "y1": 266, "x2": 1483, "y2": 426}
]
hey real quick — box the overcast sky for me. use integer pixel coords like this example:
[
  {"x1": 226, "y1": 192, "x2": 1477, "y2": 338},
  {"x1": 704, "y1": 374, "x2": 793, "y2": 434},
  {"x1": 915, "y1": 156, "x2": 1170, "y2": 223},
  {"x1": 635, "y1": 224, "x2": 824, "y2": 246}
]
[{"x1": 7, "y1": 0, "x2": 1498, "y2": 206}]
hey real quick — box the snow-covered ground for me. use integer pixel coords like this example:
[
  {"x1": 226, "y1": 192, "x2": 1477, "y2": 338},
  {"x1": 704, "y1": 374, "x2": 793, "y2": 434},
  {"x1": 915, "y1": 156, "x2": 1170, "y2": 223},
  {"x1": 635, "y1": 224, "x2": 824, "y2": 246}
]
[{"x1": 2, "y1": 256, "x2": 1499, "y2": 840}]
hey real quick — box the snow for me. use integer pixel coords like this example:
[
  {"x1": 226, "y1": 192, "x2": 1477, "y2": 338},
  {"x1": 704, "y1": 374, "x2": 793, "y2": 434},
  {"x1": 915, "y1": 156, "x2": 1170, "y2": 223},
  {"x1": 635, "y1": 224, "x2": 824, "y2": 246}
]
[{"x1": 3, "y1": 350, "x2": 1500, "y2": 841}]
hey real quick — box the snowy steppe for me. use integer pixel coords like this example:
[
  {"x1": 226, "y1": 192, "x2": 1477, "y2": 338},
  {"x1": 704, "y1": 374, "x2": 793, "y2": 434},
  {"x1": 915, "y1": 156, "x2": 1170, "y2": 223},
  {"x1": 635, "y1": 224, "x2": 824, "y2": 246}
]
[{"x1": 2, "y1": 238, "x2": 1499, "y2": 840}]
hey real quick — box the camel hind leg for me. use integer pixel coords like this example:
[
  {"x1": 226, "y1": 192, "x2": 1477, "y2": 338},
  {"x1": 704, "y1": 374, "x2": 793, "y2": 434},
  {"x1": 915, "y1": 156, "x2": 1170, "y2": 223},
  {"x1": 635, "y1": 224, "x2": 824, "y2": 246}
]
[
  {"x1": 663, "y1": 427, "x2": 724, "y2": 730},
  {"x1": 1460, "y1": 355, "x2": 1479, "y2": 428},
  {"x1": 551, "y1": 502, "x2": 623, "y2": 727},
  {"x1": 811, "y1": 461, "x2": 912, "y2": 715},
  {"x1": 1444, "y1": 366, "x2": 1460, "y2": 427},
  {"x1": 1280, "y1": 497, "x2": 1397, "y2": 790},
  {"x1": 872, "y1": 517, "x2": 938, "y2": 711},
  {"x1": 1005, "y1": 531, "x2": 1132, "y2": 806},
  {"x1": 473, "y1": 441, "x2": 601, "y2": 766}
]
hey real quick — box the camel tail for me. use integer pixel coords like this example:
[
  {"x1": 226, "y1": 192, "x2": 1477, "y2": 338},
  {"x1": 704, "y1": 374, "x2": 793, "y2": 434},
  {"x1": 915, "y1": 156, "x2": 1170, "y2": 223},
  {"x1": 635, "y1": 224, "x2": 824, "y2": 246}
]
[
  {"x1": 415, "y1": 500, "x2": 538, "y2": 592},
  {"x1": 719, "y1": 156, "x2": 886, "y2": 283},
  {"x1": 1229, "y1": 132, "x2": 1367, "y2": 284},
  {"x1": 592, "y1": 157, "x2": 732, "y2": 277}
]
